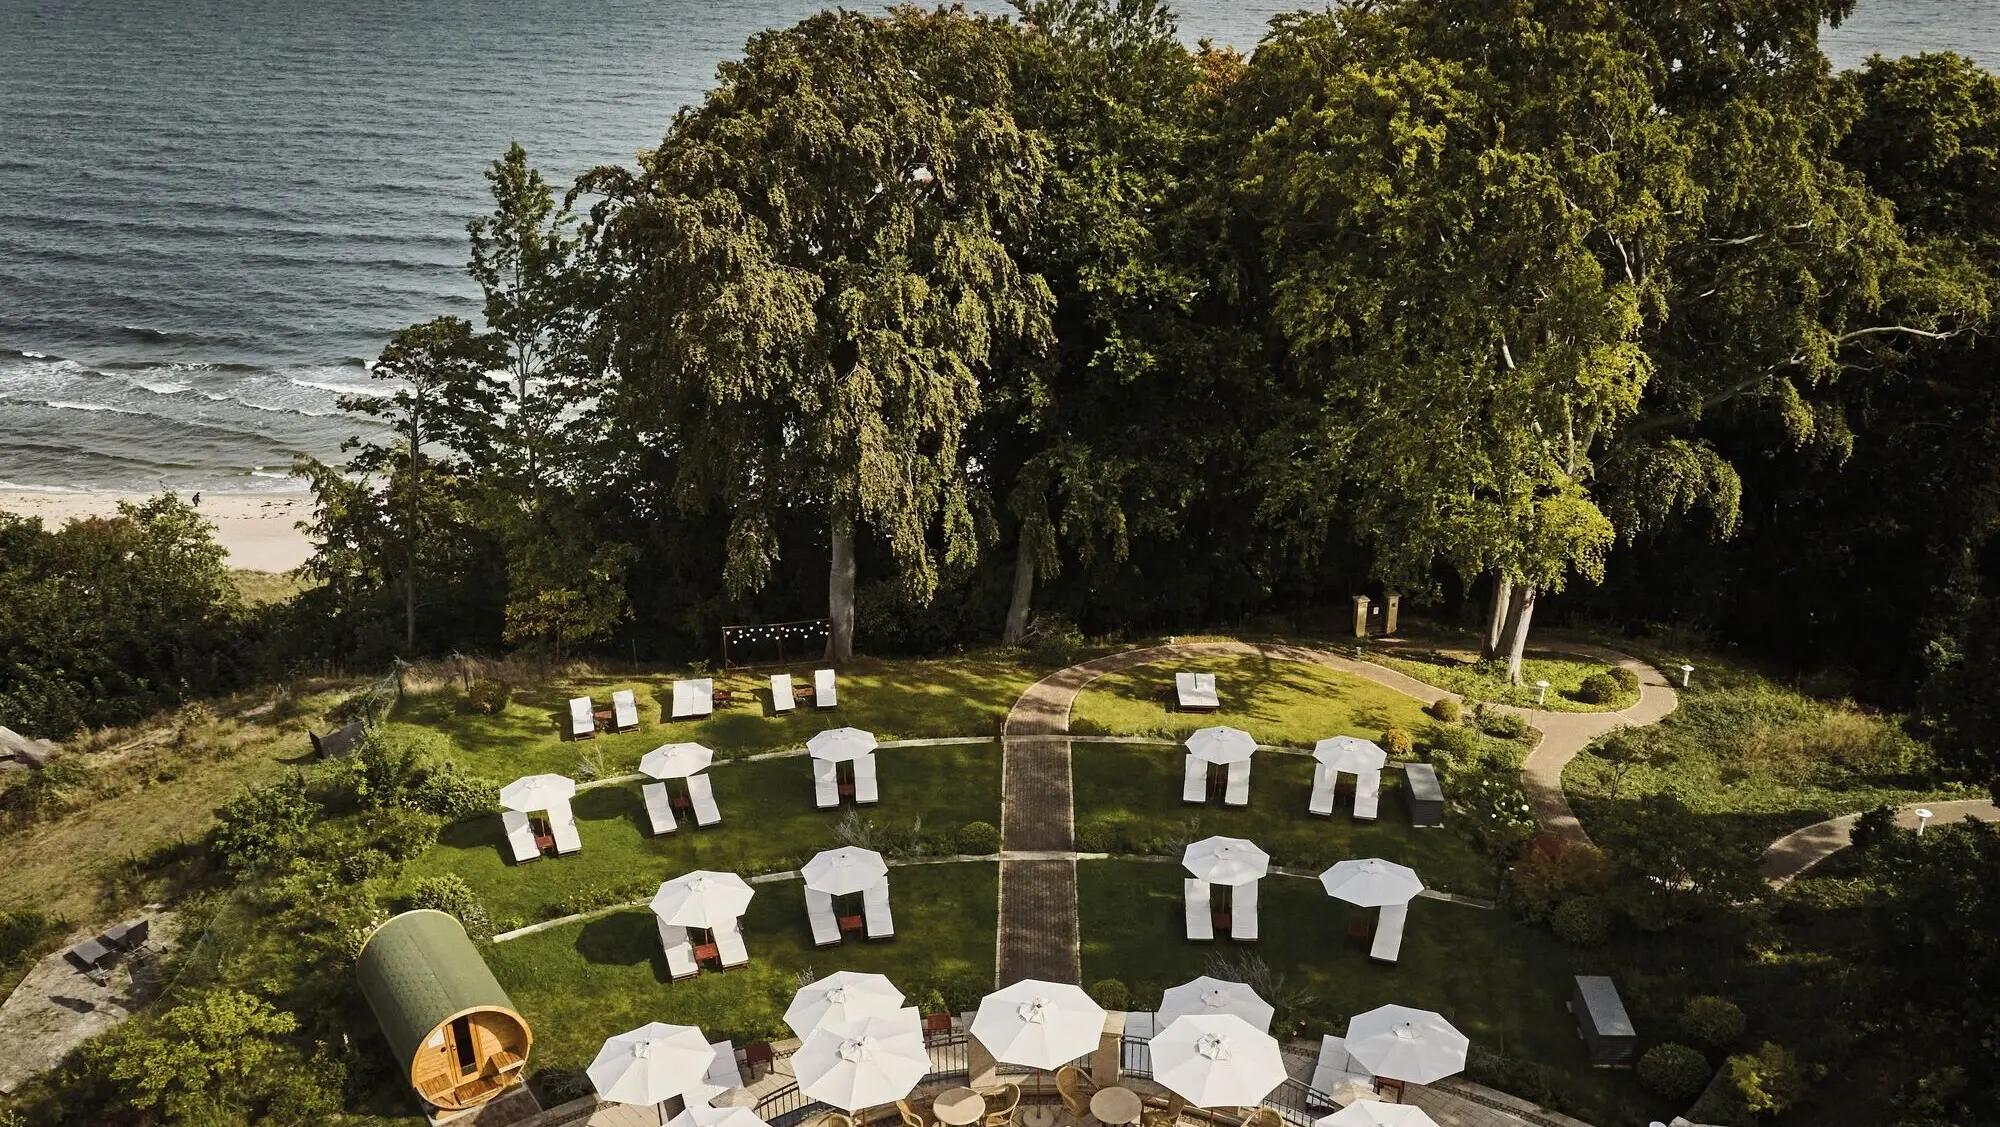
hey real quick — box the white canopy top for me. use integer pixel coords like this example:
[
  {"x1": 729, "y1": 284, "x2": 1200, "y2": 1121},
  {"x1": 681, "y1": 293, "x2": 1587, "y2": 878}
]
[
  {"x1": 786, "y1": 971, "x2": 906, "y2": 1038},
  {"x1": 1343, "y1": 1005, "x2": 1469, "y2": 1085},
  {"x1": 801, "y1": 846, "x2": 891, "y2": 895},
  {"x1": 1157, "y1": 977, "x2": 1276, "y2": 1033},
  {"x1": 499, "y1": 773, "x2": 577, "y2": 813},
  {"x1": 792, "y1": 1008, "x2": 930, "y2": 1111},
  {"x1": 587, "y1": 1022, "x2": 717, "y2": 1107},
  {"x1": 1181, "y1": 836, "x2": 1271, "y2": 886},
  {"x1": 1313, "y1": 736, "x2": 1387, "y2": 773},
  {"x1": 1149, "y1": 1013, "x2": 1288, "y2": 1108},
  {"x1": 1316, "y1": 1106, "x2": 1440, "y2": 1127},
  {"x1": 807, "y1": 727, "x2": 879, "y2": 762},
  {"x1": 970, "y1": 979, "x2": 1108, "y2": 1070},
  {"x1": 671, "y1": 1108, "x2": 773, "y2": 1127},
  {"x1": 1183, "y1": 726, "x2": 1258, "y2": 765},
  {"x1": 650, "y1": 871, "x2": 755, "y2": 929},
  {"x1": 642, "y1": 743, "x2": 716, "y2": 779},
  {"x1": 1319, "y1": 858, "x2": 1425, "y2": 907}
]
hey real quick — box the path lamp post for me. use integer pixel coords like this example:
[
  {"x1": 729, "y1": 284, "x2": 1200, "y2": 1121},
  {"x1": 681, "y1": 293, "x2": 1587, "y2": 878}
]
[
  {"x1": 1533, "y1": 680, "x2": 1549, "y2": 705},
  {"x1": 1916, "y1": 807, "x2": 1935, "y2": 836},
  {"x1": 1678, "y1": 663, "x2": 1694, "y2": 688}
]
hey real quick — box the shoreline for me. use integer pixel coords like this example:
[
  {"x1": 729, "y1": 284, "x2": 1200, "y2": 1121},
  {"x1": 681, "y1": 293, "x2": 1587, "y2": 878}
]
[{"x1": 0, "y1": 490, "x2": 315, "y2": 573}]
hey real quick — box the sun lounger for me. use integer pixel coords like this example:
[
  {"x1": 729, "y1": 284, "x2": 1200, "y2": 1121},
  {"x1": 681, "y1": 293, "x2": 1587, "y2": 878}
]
[
  {"x1": 815, "y1": 668, "x2": 837, "y2": 709},
  {"x1": 1231, "y1": 879, "x2": 1259, "y2": 942},
  {"x1": 772, "y1": 673, "x2": 797, "y2": 713},
  {"x1": 1184, "y1": 878, "x2": 1214, "y2": 942},
  {"x1": 1175, "y1": 672, "x2": 1219, "y2": 712},
  {"x1": 1370, "y1": 903, "x2": 1407, "y2": 963},
  {"x1": 549, "y1": 803, "x2": 582, "y2": 855},
  {"x1": 660, "y1": 919, "x2": 699, "y2": 979},
  {"x1": 1223, "y1": 759, "x2": 1251, "y2": 806},
  {"x1": 688, "y1": 772, "x2": 722, "y2": 827},
  {"x1": 673, "y1": 678, "x2": 715, "y2": 720},
  {"x1": 502, "y1": 810, "x2": 540, "y2": 863},
  {"x1": 1120, "y1": 1012, "x2": 1158, "y2": 1074},
  {"x1": 812, "y1": 757, "x2": 841, "y2": 808},
  {"x1": 644, "y1": 782, "x2": 678, "y2": 835},
  {"x1": 1353, "y1": 768, "x2": 1381, "y2": 821},
  {"x1": 1309, "y1": 1035, "x2": 1374, "y2": 1103},
  {"x1": 612, "y1": 689, "x2": 640, "y2": 732},
  {"x1": 1308, "y1": 763, "x2": 1337, "y2": 816},
  {"x1": 715, "y1": 920, "x2": 750, "y2": 967},
  {"x1": 853, "y1": 752, "x2": 879, "y2": 805},
  {"x1": 1182, "y1": 755, "x2": 1207, "y2": 804},
  {"x1": 806, "y1": 887, "x2": 842, "y2": 947},
  {"x1": 568, "y1": 697, "x2": 595, "y2": 739},
  {"x1": 863, "y1": 880, "x2": 895, "y2": 939}
]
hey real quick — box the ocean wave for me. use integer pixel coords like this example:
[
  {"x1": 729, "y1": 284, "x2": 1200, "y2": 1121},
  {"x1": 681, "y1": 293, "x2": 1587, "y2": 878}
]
[
  {"x1": 0, "y1": 349, "x2": 55, "y2": 362},
  {"x1": 99, "y1": 358, "x2": 266, "y2": 374},
  {"x1": 43, "y1": 400, "x2": 147, "y2": 415}
]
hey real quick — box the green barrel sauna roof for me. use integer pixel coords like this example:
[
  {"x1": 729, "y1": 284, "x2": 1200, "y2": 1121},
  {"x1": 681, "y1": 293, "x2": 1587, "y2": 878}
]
[{"x1": 356, "y1": 909, "x2": 518, "y2": 1067}]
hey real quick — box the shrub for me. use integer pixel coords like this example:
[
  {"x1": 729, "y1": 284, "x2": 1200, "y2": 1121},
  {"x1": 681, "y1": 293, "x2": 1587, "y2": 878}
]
[
  {"x1": 410, "y1": 763, "x2": 495, "y2": 821},
  {"x1": 370, "y1": 807, "x2": 442, "y2": 860},
  {"x1": 1427, "y1": 698, "x2": 1461, "y2": 724},
  {"x1": 935, "y1": 974, "x2": 991, "y2": 1013},
  {"x1": 1637, "y1": 1042, "x2": 1711, "y2": 1101},
  {"x1": 1507, "y1": 840, "x2": 1614, "y2": 921},
  {"x1": 956, "y1": 821, "x2": 1001, "y2": 855},
  {"x1": 1481, "y1": 712, "x2": 1530, "y2": 740},
  {"x1": 1576, "y1": 673, "x2": 1624, "y2": 705},
  {"x1": 1681, "y1": 995, "x2": 1747, "y2": 1050},
  {"x1": 1088, "y1": 979, "x2": 1130, "y2": 1010},
  {"x1": 1022, "y1": 615, "x2": 1087, "y2": 668},
  {"x1": 1849, "y1": 804, "x2": 1900, "y2": 852},
  {"x1": 1608, "y1": 666, "x2": 1640, "y2": 694},
  {"x1": 409, "y1": 873, "x2": 481, "y2": 920},
  {"x1": 0, "y1": 909, "x2": 53, "y2": 965},
  {"x1": 1076, "y1": 821, "x2": 1117, "y2": 853},
  {"x1": 1379, "y1": 727, "x2": 1414, "y2": 757},
  {"x1": 212, "y1": 774, "x2": 319, "y2": 872},
  {"x1": 465, "y1": 678, "x2": 512, "y2": 715},
  {"x1": 1726, "y1": 1042, "x2": 1803, "y2": 1115},
  {"x1": 1550, "y1": 896, "x2": 1612, "y2": 946},
  {"x1": 1426, "y1": 723, "x2": 1480, "y2": 761}
]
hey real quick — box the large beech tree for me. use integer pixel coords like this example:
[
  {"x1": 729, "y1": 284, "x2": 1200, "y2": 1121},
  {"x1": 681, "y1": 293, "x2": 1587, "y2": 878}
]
[{"x1": 582, "y1": 7, "x2": 1053, "y2": 660}]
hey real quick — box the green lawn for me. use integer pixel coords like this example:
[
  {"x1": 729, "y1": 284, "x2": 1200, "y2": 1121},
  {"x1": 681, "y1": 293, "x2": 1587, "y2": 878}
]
[
  {"x1": 488, "y1": 861, "x2": 997, "y2": 1071},
  {"x1": 386, "y1": 652, "x2": 1038, "y2": 781},
  {"x1": 1068, "y1": 654, "x2": 1435, "y2": 745},
  {"x1": 403, "y1": 744, "x2": 1001, "y2": 928},
  {"x1": 1365, "y1": 647, "x2": 1640, "y2": 713}
]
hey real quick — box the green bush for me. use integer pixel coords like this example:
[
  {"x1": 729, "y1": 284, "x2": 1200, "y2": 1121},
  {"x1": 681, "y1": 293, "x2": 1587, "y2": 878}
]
[
  {"x1": 1076, "y1": 820, "x2": 1117, "y2": 853},
  {"x1": 410, "y1": 763, "x2": 495, "y2": 821},
  {"x1": 1379, "y1": 727, "x2": 1414, "y2": 757},
  {"x1": 1023, "y1": 616, "x2": 1087, "y2": 668},
  {"x1": 465, "y1": 678, "x2": 512, "y2": 715},
  {"x1": 956, "y1": 821, "x2": 1001, "y2": 855},
  {"x1": 212, "y1": 774, "x2": 319, "y2": 872},
  {"x1": 1637, "y1": 1042, "x2": 1712, "y2": 1101},
  {"x1": 1426, "y1": 723, "x2": 1480, "y2": 760},
  {"x1": 1681, "y1": 995, "x2": 1747, "y2": 1050},
  {"x1": 1727, "y1": 1042, "x2": 1804, "y2": 1115},
  {"x1": 1576, "y1": 672, "x2": 1624, "y2": 705},
  {"x1": 409, "y1": 874, "x2": 481, "y2": 920},
  {"x1": 1481, "y1": 712, "x2": 1530, "y2": 740},
  {"x1": 1608, "y1": 666, "x2": 1640, "y2": 694},
  {"x1": 1550, "y1": 895, "x2": 1612, "y2": 946},
  {"x1": 0, "y1": 909, "x2": 54, "y2": 965},
  {"x1": 1849, "y1": 804, "x2": 1900, "y2": 852},
  {"x1": 1088, "y1": 979, "x2": 1131, "y2": 1010},
  {"x1": 1427, "y1": 698, "x2": 1462, "y2": 724},
  {"x1": 370, "y1": 807, "x2": 442, "y2": 860}
]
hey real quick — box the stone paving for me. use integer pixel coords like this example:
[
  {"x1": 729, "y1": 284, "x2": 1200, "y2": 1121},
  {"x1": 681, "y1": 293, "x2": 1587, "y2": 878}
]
[{"x1": 1759, "y1": 796, "x2": 2000, "y2": 885}]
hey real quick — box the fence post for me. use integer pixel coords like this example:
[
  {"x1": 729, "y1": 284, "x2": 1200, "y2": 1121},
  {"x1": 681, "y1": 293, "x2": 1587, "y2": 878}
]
[
  {"x1": 966, "y1": 1013, "x2": 998, "y2": 1087},
  {"x1": 1093, "y1": 1012, "x2": 1126, "y2": 1086}
]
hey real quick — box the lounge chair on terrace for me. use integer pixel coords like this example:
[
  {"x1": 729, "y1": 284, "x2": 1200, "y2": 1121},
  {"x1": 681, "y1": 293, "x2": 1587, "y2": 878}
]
[
  {"x1": 715, "y1": 920, "x2": 750, "y2": 967},
  {"x1": 806, "y1": 887, "x2": 842, "y2": 947},
  {"x1": 673, "y1": 678, "x2": 715, "y2": 720},
  {"x1": 1370, "y1": 903, "x2": 1407, "y2": 963},
  {"x1": 659, "y1": 919, "x2": 699, "y2": 979},
  {"x1": 1231, "y1": 879, "x2": 1259, "y2": 942},
  {"x1": 1223, "y1": 759, "x2": 1251, "y2": 806},
  {"x1": 815, "y1": 668, "x2": 838, "y2": 709},
  {"x1": 1175, "y1": 672, "x2": 1219, "y2": 712},
  {"x1": 1182, "y1": 755, "x2": 1207, "y2": 804},
  {"x1": 1309, "y1": 1035, "x2": 1374, "y2": 1105},
  {"x1": 685, "y1": 1040, "x2": 744, "y2": 1107},
  {"x1": 644, "y1": 782, "x2": 678, "y2": 835},
  {"x1": 1308, "y1": 763, "x2": 1337, "y2": 816},
  {"x1": 813, "y1": 758, "x2": 840, "y2": 809},
  {"x1": 1353, "y1": 768, "x2": 1381, "y2": 821},
  {"x1": 853, "y1": 752, "x2": 879, "y2": 805},
  {"x1": 688, "y1": 772, "x2": 722, "y2": 827},
  {"x1": 568, "y1": 697, "x2": 596, "y2": 739},
  {"x1": 549, "y1": 804, "x2": 582, "y2": 855},
  {"x1": 612, "y1": 689, "x2": 640, "y2": 732},
  {"x1": 502, "y1": 810, "x2": 540, "y2": 863},
  {"x1": 1184, "y1": 878, "x2": 1213, "y2": 942},
  {"x1": 772, "y1": 673, "x2": 797, "y2": 713},
  {"x1": 863, "y1": 880, "x2": 895, "y2": 939}
]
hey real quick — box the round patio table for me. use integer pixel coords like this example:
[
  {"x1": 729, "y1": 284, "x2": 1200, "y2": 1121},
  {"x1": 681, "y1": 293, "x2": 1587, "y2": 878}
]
[
  {"x1": 935, "y1": 1087, "x2": 986, "y2": 1126},
  {"x1": 1089, "y1": 1087, "x2": 1143, "y2": 1126}
]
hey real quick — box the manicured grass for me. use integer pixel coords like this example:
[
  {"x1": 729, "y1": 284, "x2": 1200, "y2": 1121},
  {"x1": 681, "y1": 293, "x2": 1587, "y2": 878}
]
[
  {"x1": 402, "y1": 745, "x2": 1001, "y2": 928},
  {"x1": 487, "y1": 861, "x2": 997, "y2": 1070},
  {"x1": 1365, "y1": 646, "x2": 1639, "y2": 713},
  {"x1": 386, "y1": 652, "x2": 1038, "y2": 781},
  {"x1": 1072, "y1": 745, "x2": 1501, "y2": 898},
  {"x1": 1067, "y1": 654, "x2": 1435, "y2": 745}
]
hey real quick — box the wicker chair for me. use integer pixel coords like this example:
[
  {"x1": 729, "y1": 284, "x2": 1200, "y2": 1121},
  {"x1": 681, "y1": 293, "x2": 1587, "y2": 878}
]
[
  {"x1": 1242, "y1": 1108, "x2": 1283, "y2": 1127},
  {"x1": 1140, "y1": 1093, "x2": 1185, "y2": 1127},
  {"x1": 1056, "y1": 1065, "x2": 1094, "y2": 1119},
  {"x1": 896, "y1": 1100, "x2": 927, "y2": 1127},
  {"x1": 980, "y1": 1082, "x2": 1021, "y2": 1127}
]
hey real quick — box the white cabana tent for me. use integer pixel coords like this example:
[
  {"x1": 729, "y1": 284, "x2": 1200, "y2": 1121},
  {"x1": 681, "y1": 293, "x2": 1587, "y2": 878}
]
[
  {"x1": 1316, "y1": 1106, "x2": 1440, "y2": 1127},
  {"x1": 1343, "y1": 1005, "x2": 1469, "y2": 1085},
  {"x1": 499, "y1": 773, "x2": 577, "y2": 812},
  {"x1": 792, "y1": 1008, "x2": 930, "y2": 1111},
  {"x1": 971, "y1": 979, "x2": 1107, "y2": 1070},
  {"x1": 651, "y1": 871, "x2": 756, "y2": 929},
  {"x1": 588, "y1": 1022, "x2": 718, "y2": 1119},
  {"x1": 1149, "y1": 1013, "x2": 1288, "y2": 1108},
  {"x1": 1157, "y1": 977, "x2": 1276, "y2": 1033},
  {"x1": 642, "y1": 743, "x2": 717, "y2": 779},
  {"x1": 1319, "y1": 859, "x2": 1424, "y2": 907},
  {"x1": 1183, "y1": 726, "x2": 1258, "y2": 764},
  {"x1": 807, "y1": 727, "x2": 879, "y2": 762},
  {"x1": 1181, "y1": 836, "x2": 1270, "y2": 886},
  {"x1": 802, "y1": 846, "x2": 890, "y2": 895},
  {"x1": 785, "y1": 971, "x2": 905, "y2": 1038}
]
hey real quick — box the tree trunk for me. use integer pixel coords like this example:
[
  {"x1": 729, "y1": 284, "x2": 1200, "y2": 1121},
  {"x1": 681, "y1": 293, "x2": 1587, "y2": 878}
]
[
  {"x1": 1482, "y1": 573, "x2": 1513, "y2": 660},
  {"x1": 1500, "y1": 582, "x2": 1538, "y2": 684},
  {"x1": 825, "y1": 506, "x2": 856, "y2": 663},
  {"x1": 1003, "y1": 535, "x2": 1035, "y2": 645}
]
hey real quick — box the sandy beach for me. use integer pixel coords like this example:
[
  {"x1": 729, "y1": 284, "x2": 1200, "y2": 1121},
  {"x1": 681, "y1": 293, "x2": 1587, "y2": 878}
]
[{"x1": 0, "y1": 491, "x2": 315, "y2": 573}]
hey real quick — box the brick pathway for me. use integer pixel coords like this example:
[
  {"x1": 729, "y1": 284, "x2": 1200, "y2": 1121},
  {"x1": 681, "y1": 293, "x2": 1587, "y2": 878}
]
[{"x1": 1759, "y1": 797, "x2": 2000, "y2": 886}]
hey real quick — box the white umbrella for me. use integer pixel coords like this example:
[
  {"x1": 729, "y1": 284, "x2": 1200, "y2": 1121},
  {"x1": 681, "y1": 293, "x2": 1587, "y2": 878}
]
[
  {"x1": 642, "y1": 743, "x2": 715, "y2": 779},
  {"x1": 672, "y1": 1108, "x2": 772, "y2": 1127},
  {"x1": 1319, "y1": 859, "x2": 1424, "y2": 907},
  {"x1": 808, "y1": 727, "x2": 879, "y2": 762},
  {"x1": 1149, "y1": 1014, "x2": 1288, "y2": 1108},
  {"x1": 1313, "y1": 736, "x2": 1386, "y2": 773},
  {"x1": 1157, "y1": 977, "x2": 1276, "y2": 1033},
  {"x1": 588, "y1": 1022, "x2": 717, "y2": 1107},
  {"x1": 1343, "y1": 1005, "x2": 1469, "y2": 1084},
  {"x1": 1316, "y1": 1106, "x2": 1439, "y2": 1127},
  {"x1": 1181, "y1": 836, "x2": 1270, "y2": 886},
  {"x1": 785, "y1": 971, "x2": 906, "y2": 1038},
  {"x1": 1183, "y1": 726, "x2": 1258, "y2": 765},
  {"x1": 801, "y1": 846, "x2": 890, "y2": 895},
  {"x1": 650, "y1": 871, "x2": 755, "y2": 929},
  {"x1": 792, "y1": 1008, "x2": 930, "y2": 1111},
  {"x1": 971, "y1": 979, "x2": 1107, "y2": 1070},
  {"x1": 499, "y1": 773, "x2": 577, "y2": 812}
]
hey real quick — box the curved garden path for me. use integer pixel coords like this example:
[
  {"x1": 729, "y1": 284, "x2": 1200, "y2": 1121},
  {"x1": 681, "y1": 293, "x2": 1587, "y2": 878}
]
[
  {"x1": 1501, "y1": 644, "x2": 1679, "y2": 846},
  {"x1": 1759, "y1": 797, "x2": 2000, "y2": 886}
]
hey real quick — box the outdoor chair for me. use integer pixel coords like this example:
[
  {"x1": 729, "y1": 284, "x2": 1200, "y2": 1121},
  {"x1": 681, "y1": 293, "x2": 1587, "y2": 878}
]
[
  {"x1": 1308, "y1": 763, "x2": 1337, "y2": 816},
  {"x1": 612, "y1": 689, "x2": 640, "y2": 732},
  {"x1": 980, "y1": 1082, "x2": 1020, "y2": 1127},
  {"x1": 1370, "y1": 903, "x2": 1408, "y2": 963},
  {"x1": 1184, "y1": 878, "x2": 1214, "y2": 942},
  {"x1": 806, "y1": 887, "x2": 842, "y2": 947},
  {"x1": 1243, "y1": 1109, "x2": 1283, "y2": 1127},
  {"x1": 691, "y1": 1040, "x2": 744, "y2": 1105},
  {"x1": 1140, "y1": 1093, "x2": 1185, "y2": 1127},
  {"x1": 688, "y1": 772, "x2": 723, "y2": 827},
  {"x1": 715, "y1": 920, "x2": 750, "y2": 967},
  {"x1": 896, "y1": 1100, "x2": 927, "y2": 1127},
  {"x1": 567, "y1": 697, "x2": 596, "y2": 739},
  {"x1": 1056, "y1": 1066, "x2": 1094, "y2": 1118},
  {"x1": 1353, "y1": 768, "x2": 1381, "y2": 821},
  {"x1": 1231, "y1": 878, "x2": 1260, "y2": 943},
  {"x1": 644, "y1": 782, "x2": 678, "y2": 836},
  {"x1": 853, "y1": 752, "x2": 880, "y2": 805},
  {"x1": 1309, "y1": 1035, "x2": 1374, "y2": 1106},
  {"x1": 548, "y1": 804, "x2": 582, "y2": 855},
  {"x1": 1182, "y1": 755, "x2": 1207, "y2": 804},
  {"x1": 813, "y1": 758, "x2": 841, "y2": 808},
  {"x1": 863, "y1": 879, "x2": 895, "y2": 939},
  {"x1": 817, "y1": 1115, "x2": 856, "y2": 1127},
  {"x1": 659, "y1": 919, "x2": 700, "y2": 979},
  {"x1": 1174, "y1": 672, "x2": 1219, "y2": 712},
  {"x1": 502, "y1": 810, "x2": 540, "y2": 863},
  {"x1": 673, "y1": 678, "x2": 716, "y2": 719},
  {"x1": 1223, "y1": 759, "x2": 1251, "y2": 806},
  {"x1": 815, "y1": 668, "x2": 838, "y2": 709},
  {"x1": 772, "y1": 673, "x2": 797, "y2": 713}
]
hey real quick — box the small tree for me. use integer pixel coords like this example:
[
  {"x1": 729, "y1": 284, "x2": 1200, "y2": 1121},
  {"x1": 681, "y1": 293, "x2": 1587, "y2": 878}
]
[
  {"x1": 212, "y1": 775, "x2": 319, "y2": 872},
  {"x1": 1727, "y1": 1042, "x2": 1805, "y2": 1116},
  {"x1": 96, "y1": 990, "x2": 300, "y2": 1120}
]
